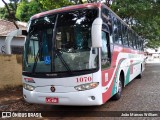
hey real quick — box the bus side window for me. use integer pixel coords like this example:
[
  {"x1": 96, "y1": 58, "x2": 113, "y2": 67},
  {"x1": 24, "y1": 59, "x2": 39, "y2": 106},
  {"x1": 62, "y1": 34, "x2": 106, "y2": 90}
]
[
  {"x1": 132, "y1": 33, "x2": 137, "y2": 49},
  {"x1": 117, "y1": 20, "x2": 122, "y2": 45},
  {"x1": 113, "y1": 18, "x2": 122, "y2": 45},
  {"x1": 101, "y1": 31, "x2": 111, "y2": 69},
  {"x1": 113, "y1": 18, "x2": 118, "y2": 44},
  {"x1": 122, "y1": 25, "x2": 128, "y2": 47},
  {"x1": 140, "y1": 40, "x2": 144, "y2": 51},
  {"x1": 101, "y1": 7, "x2": 112, "y2": 35},
  {"x1": 128, "y1": 30, "x2": 133, "y2": 48},
  {"x1": 135, "y1": 36, "x2": 139, "y2": 50}
]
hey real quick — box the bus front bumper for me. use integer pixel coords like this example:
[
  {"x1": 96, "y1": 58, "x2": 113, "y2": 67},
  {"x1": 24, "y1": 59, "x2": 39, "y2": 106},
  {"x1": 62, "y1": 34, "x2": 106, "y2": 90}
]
[{"x1": 23, "y1": 88, "x2": 102, "y2": 106}]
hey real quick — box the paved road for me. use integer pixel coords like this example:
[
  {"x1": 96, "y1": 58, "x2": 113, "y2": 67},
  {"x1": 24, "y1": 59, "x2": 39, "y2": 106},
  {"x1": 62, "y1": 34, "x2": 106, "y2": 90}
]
[{"x1": 1, "y1": 63, "x2": 160, "y2": 120}]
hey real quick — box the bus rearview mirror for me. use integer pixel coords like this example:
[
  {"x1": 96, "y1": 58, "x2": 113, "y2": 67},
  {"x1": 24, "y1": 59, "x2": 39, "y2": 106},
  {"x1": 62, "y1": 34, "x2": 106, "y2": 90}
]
[
  {"x1": 22, "y1": 30, "x2": 28, "y2": 36},
  {"x1": 91, "y1": 18, "x2": 102, "y2": 48}
]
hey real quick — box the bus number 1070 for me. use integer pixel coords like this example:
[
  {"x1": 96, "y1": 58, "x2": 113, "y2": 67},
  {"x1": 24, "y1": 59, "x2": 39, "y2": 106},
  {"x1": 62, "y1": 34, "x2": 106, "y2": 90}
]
[{"x1": 76, "y1": 76, "x2": 92, "y2": 83}]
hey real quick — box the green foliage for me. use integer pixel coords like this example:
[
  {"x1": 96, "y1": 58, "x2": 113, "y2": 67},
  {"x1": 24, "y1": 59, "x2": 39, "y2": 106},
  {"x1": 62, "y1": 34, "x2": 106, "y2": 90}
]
[
  {"x1": 146, "y1": 40, "x2": 160, "y2": 49},
  {"x1": 16, "y1": 0, "x2": 41, "y2": 22},
  {"x1": 38, "y1": 0, "x2": 73, "y2": 10},
  {"x1": 0, "y1": 3, "x2": 16, "y2": 20},
  {"x1": 15, "y1": 0, "x2": 73, "y2": 21},
  {"x1": 15, "y1": 1, "x2": 28, "y2": 21},
  {"x1": 111, "y1": 0, "x2": 160, "y2": 49},
  {"x1": 0, "y1": 7, "x2": 7, "y2": 19},
  {"x1": 70, "y1": 0, "x2": 102, "y2": 4}
]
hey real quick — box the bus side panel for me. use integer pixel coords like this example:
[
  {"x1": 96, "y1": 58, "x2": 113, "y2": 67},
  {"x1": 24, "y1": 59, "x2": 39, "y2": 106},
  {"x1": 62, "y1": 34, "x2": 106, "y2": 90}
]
[
  {"x1": 101, "y1": 68, "x2": 115, "y2": 103},
  {"x1": 101, "y1": 47, "x2": 125, "y2": 103},
  {"x1": 123, "y1": 48, "x2": 145, "y2": 85},
  {"x1": 101, "y1": 45, "x2": 142, "y2": 103}
]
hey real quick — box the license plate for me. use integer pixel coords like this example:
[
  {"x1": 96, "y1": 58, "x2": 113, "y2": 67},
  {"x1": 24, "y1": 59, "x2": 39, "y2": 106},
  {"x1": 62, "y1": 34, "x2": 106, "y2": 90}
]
[{"x1": 45, "y1": 97, "x2": 59, "y2": 103}]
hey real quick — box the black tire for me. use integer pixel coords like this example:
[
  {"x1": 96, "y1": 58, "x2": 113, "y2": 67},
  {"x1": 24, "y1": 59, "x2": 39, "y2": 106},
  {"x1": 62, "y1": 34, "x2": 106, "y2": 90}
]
[
  {"x1": 136, "y1": 65, "x2": 142, "y2": 79},
  {"x1": 112, "y1": 75, "x2": 123, "y2": 100},
  {"x1": 136, "y1": 72, "x2": 142, "y2": 79}
]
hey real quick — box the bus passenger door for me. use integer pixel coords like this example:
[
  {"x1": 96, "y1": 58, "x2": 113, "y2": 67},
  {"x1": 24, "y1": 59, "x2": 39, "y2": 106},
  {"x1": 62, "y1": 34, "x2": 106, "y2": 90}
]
[
  {"x1": 101, "y1": 30, "x2": 112, "y2": 83},
  {"x1": 101, "y1": 26, "x2": 115, "y2": 102}
]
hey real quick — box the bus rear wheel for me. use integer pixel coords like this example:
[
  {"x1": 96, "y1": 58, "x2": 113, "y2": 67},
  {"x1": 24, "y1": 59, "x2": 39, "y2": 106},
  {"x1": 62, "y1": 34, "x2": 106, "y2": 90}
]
[
  {"x1": 136, "y1": 65, "x2": 142, "y2": 79},
  {"x1": 136, "y1": 72, "x2": 142, "y2": 79},
  {"x1": 112, "y1": 75, "x2": 123, "y2": 100}
]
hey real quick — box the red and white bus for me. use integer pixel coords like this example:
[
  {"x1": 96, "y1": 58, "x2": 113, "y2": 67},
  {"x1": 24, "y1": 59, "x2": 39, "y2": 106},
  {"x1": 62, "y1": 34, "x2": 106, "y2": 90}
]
[{"x1": 22, "y1": 3, "x2": 145, "y2": 106}]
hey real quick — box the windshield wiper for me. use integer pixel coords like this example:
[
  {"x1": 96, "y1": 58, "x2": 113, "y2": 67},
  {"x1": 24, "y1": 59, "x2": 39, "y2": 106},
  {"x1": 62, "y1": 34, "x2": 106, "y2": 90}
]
[{"x1": 55, "y1": 50, "x2": 72, "y2": 74}]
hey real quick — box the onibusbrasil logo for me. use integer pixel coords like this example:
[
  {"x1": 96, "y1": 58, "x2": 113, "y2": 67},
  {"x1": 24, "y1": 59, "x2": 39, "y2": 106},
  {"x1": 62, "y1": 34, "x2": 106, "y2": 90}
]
[{"x1": 1, "y1": 112, "x2": 42, "y2": 118}]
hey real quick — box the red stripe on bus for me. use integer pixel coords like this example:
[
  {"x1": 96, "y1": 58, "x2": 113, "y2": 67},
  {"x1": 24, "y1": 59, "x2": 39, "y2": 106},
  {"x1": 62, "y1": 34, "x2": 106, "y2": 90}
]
[{"x1": 102, "y1": 57, "x2": 126, "y2": 103}]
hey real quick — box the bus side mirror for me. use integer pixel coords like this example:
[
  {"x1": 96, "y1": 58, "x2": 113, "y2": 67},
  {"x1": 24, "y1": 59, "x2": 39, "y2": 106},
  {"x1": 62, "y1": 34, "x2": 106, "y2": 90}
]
[
  {"x1": 91, "y1": 18, "x2": 102, "y2": 48},
  {"x1": 22, "y1": 30, "x2": 28, "y2": 36}
]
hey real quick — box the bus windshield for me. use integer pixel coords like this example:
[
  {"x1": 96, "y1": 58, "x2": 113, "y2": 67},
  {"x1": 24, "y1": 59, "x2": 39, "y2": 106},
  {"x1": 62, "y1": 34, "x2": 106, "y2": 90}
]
[{"x1": 23, "y1": 8, "x2": 99, "y2": 73}]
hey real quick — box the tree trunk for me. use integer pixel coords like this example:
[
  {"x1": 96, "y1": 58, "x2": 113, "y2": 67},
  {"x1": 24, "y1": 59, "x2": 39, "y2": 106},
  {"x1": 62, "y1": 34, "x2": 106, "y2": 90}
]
[{"x1": 2, "y1": 0, "x2": 19, "y2": 29}]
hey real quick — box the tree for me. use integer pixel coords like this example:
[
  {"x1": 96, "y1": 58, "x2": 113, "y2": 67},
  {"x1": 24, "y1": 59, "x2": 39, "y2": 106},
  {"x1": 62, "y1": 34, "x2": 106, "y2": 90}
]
[
  {"x1": 15, "y1": 0, "x2": 74, "y2": 21},
  {"x1": 111, "y1": 0, "x2": 160, "y2": 49},
  {"x1": 16, "y1": 0, "x2": 41, "y2": 22},
  {"x1": 38, "y1": 0, "x2": 73, "y2": 11},
  {"x1": 1, "y1": 0, "x2": 19, "y2": 28},
  {"x1": 70, "y1": 0, "x2": 112, "y2": 6},
  {"x1": 0, "y1": 7, "x2": 8, "y2": 19}
]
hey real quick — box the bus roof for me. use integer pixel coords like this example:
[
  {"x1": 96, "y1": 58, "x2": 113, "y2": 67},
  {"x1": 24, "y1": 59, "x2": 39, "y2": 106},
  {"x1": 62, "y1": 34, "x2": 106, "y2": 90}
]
[{"x1": 31, "y1": 3, "x2": 102, "y2": 20}]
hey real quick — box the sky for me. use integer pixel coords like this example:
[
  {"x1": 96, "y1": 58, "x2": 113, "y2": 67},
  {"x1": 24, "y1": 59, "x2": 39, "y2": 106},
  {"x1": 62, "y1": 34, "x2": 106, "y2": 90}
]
[{"x1": 0, "y1": 0, "x2": 10, "y2": 7}]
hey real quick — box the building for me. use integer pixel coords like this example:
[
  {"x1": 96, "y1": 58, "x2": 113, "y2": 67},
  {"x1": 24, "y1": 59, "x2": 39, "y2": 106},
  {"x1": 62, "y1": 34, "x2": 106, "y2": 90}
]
[
  {"x1": 145, "y1": 48, "x2": 160, "y2": 62},
  {"x1": 0, "y1": 19, "x2": 27, "y2": 54}
]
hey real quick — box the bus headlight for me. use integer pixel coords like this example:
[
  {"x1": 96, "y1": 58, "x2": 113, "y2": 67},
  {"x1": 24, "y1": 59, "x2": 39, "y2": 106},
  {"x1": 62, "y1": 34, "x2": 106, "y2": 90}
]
[
  {"x1": 74, "y1": 82, "x2": 99, "y2": 91},
  {"x1": 23, "y1": 83, "x2": 35, "y2": 91}
]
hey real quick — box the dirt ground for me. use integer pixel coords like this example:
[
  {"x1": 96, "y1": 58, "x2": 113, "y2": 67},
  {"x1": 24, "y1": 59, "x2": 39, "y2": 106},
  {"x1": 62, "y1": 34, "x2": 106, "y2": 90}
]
[{"x1": 0, "y1": 85, "x2": 42, "y2": 111}]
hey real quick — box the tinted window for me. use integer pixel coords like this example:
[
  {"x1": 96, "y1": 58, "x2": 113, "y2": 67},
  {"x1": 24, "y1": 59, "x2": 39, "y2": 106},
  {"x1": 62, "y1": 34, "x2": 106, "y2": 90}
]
[
  {"x1": 132, "y1": 33, "x2": 136, "y2": 49},
  {"x1": 102, "y1": 8, "x2": 112, "y2": 34},
  {"x1": 122, "y1": 25, "x2": 128, "y2": 47},
  {"x1": 128, "y1": 30, "x2": 133, "y2": 48},
  {"x1": 113, "y1": 18, "x2": 122, "y2": 45},
  {"x1": 101, "y1": 31, "x2": 110, "y2": 69}
]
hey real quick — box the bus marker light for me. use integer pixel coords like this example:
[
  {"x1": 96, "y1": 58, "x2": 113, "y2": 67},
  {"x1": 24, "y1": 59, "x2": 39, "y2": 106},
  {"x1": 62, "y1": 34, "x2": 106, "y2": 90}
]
[{"x1": 24, "y1": 78, "x2": 35, "y2": 83}]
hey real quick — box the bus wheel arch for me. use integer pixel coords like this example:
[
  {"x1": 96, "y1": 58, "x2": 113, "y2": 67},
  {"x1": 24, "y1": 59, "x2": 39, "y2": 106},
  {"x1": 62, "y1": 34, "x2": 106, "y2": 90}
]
[{"x1": 112, "y1": 70, "x2": 125, "y2": 100}]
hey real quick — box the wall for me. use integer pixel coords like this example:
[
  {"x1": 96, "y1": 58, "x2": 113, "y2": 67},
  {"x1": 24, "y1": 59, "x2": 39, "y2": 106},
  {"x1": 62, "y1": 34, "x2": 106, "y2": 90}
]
[
  {"x1": 0, "y1": 36, "x2": 6, "y2": 53},
  {"x1": 0, "y1": 54, "x2": 22, "y2": 90},
  {"x1": 0, "y1": 36, "x2": 25, "y2": 54}
]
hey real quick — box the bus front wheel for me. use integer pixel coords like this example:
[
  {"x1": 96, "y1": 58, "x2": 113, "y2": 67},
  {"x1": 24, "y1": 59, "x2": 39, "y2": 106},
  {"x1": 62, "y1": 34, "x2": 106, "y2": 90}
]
[{"x1": 112, "y1": 75, "x2": 123, "y2": 100}]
